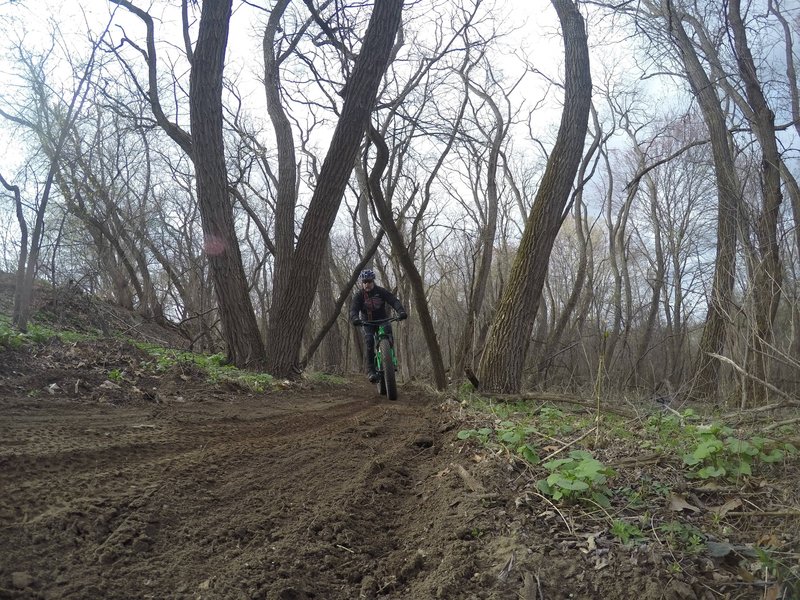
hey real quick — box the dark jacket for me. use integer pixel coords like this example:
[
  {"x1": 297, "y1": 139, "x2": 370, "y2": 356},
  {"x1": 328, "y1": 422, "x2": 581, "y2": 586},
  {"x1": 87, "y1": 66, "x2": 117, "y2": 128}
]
[{"x1": 349, "y1": 285, "x2": 405, "y2": 323}]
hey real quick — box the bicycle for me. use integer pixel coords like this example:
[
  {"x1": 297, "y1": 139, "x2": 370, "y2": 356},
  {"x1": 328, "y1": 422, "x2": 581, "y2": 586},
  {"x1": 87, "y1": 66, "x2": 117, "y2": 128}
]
[{"x1": 357, "y1": 316, "x2": 400, "y2": 401}]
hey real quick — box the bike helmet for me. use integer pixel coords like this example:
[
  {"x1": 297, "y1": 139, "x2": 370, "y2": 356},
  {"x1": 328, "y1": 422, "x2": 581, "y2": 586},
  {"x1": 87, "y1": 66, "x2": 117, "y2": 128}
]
[{"x1": 360, "y1": 269, "x2": 376, "y2": 282}]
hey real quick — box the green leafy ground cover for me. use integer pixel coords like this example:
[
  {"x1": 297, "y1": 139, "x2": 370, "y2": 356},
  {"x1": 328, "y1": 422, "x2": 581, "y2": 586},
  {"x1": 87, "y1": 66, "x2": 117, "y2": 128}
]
[{"x1": 455, "y1": 386, "x2": 800, "y2": 596}]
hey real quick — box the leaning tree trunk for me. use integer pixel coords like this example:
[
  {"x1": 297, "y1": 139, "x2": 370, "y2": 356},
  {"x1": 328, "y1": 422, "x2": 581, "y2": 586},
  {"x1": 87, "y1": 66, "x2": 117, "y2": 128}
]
[
  {"x1": 477, "y1": 0, "x2": 591, "y2": 393},
  {"x1": 190, "y1": 0, "x2": 266, "y2": 368},
  {"x1": 263, "y1": 0, "x2": 299, "y2": 323},
  {"x1": 454, "y1": 81, "x2": 503, "y2": 382},
  {"x1": 729, "y1": 0, "x2": 783, "y2": 406},
  {"x1": 662, "y1": 1, "x2": 739, "y2": 400},
  {"x1": 265, "y1": 0, "x2": 405, "y2": 378},
  {"x1": 366, "y1": 124, "x2": 448, "y2": 390}
]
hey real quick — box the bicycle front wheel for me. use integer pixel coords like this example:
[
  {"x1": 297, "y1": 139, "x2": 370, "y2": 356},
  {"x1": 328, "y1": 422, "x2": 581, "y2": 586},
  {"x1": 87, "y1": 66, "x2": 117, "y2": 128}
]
[{"x1": 379, "y1": 338, "x2": 397, "y2": 400}]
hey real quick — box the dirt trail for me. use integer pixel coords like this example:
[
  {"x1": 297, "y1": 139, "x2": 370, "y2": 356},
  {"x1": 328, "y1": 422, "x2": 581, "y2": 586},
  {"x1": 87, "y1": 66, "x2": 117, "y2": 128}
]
[
  {"x1": 0, "y1": 374, "x2": 520, "y2": 600},
  {"x1": 2, "y1": 335, "x2": 777, "y2": 599}
]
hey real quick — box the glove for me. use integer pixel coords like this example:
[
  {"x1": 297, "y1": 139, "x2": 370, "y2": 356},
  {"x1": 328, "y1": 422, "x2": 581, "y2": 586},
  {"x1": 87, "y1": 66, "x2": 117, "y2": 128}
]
[
  {"x1": 397, "y1": 311, "x2": 407, "y2": 321},
  {"x1": 352, "y1": 318, "x2": 362, "y2": 326}
]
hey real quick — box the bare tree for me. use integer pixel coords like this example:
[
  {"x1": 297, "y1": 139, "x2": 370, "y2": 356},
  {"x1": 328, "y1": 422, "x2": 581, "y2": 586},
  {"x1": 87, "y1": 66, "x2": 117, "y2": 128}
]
[
  {"x1": 264, "y1": 0, "x2": 405, "y2": 378},
  {"x1": 110, "y1": 0, "x2": 266, "y2": 367},
  {"x1": 478, "y1": 0, "x2": 591, "y2": 393},
  {"x1": 0, "y1": 23, "x2": 107, "y2": 330}
]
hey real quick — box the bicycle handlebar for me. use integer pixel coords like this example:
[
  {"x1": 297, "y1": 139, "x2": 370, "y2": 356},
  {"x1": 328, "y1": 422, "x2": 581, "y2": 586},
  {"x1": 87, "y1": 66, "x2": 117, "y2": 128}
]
[{"x1": 355, "y1": 316, "x2": 402, "y2": 327}]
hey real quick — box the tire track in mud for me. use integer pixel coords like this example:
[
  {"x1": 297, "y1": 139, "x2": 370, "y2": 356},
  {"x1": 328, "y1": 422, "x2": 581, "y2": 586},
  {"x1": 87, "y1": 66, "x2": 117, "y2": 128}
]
[{"x1": 1, "y1": 388, "x2": 488, "y2": 600}]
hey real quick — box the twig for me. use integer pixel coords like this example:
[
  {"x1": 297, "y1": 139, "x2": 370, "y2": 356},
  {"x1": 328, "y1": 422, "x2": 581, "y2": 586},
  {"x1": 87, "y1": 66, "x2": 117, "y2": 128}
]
[
  {"x1": 709, "y1": 353, "x2": 797, "y2": 405},
  {"x1": 531, "y1": 490, "x2": 573, "y2": 535},
  {"x1": 723, "y1": 511, "x2": 800, "y2": 518},
  {"x1": 542, "y1": 426, "x2": 597, "y2": 462},
  {"x1": 336, "y1": 544, "x2": 355, "y2": 553},
  {"x1": 452, "y1": 462, "x2": 485, "y2": 493}
]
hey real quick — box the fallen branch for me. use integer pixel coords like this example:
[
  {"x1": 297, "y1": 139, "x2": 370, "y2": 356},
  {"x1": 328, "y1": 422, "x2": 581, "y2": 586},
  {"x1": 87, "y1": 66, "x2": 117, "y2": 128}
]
[
  {"x1": 609, "y1": 452, "x2": 668, "y2": 468},
  {"x1": 763, "y1": 416, "x2": 800, "y2": 432},
  {"x1": 489, "y1": 392, "x2": 635, "y2": 419},
  {"x1": 452, "y1": 462, "x2": 485, "y2": 493},
  {"x1": 723, "y1": 511, "x2": 800, "y2": 518},
  {"x1": 541, "y1": 426, "x2": 597, "y2": 462},
  {"x1": 710, "y1": 353, "x2": 798, "y2": 407}
]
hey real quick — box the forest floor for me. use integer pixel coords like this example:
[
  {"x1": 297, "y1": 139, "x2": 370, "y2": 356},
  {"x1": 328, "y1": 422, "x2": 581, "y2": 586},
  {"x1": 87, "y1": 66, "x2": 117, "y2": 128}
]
[{"x1": 1, "y1": 275, "x2": 799, "y2": 600}]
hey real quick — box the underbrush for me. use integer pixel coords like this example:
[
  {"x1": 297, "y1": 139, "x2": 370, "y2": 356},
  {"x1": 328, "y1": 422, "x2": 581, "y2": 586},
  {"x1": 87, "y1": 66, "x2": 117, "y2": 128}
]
[
  {"x1": 454, "y1": 384, "x2": 800, "y2": 596},
  {"x1": 0, "y1": 316, "x2": 92, "y2": 349},
  {"x1": 2, "y1": 315, "x2": 344, "y2": 393}
]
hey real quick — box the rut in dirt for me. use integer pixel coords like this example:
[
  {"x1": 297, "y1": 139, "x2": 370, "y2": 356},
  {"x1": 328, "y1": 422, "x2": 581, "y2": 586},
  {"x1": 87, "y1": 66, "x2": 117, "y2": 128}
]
[{"x1": 1, "y1": 385, "x2": 496, "y2": 600}]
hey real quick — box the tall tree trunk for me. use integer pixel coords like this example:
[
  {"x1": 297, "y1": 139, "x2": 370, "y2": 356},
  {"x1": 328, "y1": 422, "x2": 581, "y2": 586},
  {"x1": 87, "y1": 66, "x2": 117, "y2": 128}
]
[
  {"x1": 366, "y1": 125, "x2": 448, "y2": 390},
  {"x1": 0, "y1": 176, "x2": 27, "y2": 324},
  {"x1": 265, "y1": 0, "x2": 405, "y2": 378},
  {"x1": 190, "y1": 0, "x2": 266, "y2": 368},
  {"x1": 316, "y1": 240, "x2": 344, "y2": 373},
  {"x1": 729, "y1": 0, "x2": 783, "y2": 405},
  {"x1": 662, "y1": 0, "x2": 739, "y2": 400},
  {"x1": 631, "y1": 176, "x2": 666, "y2": 387},
  {"x1": 477, "y1": 0, "x2": 591, "y2": 393},
  {"x1": 263, "y1": 0, "x2": 299, "y2": 318},
  {"x1": 454, "y1": 82, "x2": 503, "y2": 381}
]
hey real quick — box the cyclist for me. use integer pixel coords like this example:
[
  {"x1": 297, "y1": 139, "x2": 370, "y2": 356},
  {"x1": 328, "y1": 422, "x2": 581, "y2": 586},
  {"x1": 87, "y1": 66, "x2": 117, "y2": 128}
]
[{"x1": 349, "y1": 269, "x2": 407, "y2": 383}]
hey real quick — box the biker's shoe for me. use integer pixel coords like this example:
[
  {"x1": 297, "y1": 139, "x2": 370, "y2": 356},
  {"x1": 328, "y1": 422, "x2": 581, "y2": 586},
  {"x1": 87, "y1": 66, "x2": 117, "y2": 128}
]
[{"x1": 368, "y1": 371, "x2": 381, "y2": 383}]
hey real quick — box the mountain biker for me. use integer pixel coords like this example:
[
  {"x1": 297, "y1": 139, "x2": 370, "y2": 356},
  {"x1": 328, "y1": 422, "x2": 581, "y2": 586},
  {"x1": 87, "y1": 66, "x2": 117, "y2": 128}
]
[{"x1": 349, "y1": 269, "x2": 407, "y2": 383}]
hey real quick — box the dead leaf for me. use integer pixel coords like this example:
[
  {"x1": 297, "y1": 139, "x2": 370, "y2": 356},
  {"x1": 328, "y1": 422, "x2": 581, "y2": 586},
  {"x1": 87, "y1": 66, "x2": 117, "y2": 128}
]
[
  {"x1": 47, "y1": 383, "x2": 60, "y2": 395},
  {"x1": 692, "y1": 482, "x2": 723, "y2": 492},
  {"x1": 756, "y1": 533, "x2": 781, "y2": 549},
  {"x1": 594, "y1": 557, "x2": 609, "y2": 570},
  {"x1": 708, "y1": 498, "x2": 742, "y2": 518},
  {"x1": 668, "y1": 493, "x2": 700, "y2": 513},
  {"x1": 582, "y1": 533, "x2": 597, "y2": 552},
  {"x1": 99, "y1": 380, "x2": 121, "y2": 390},
  {"x1": 764, "y1": 585, "x2": 782, "y2": 600}
]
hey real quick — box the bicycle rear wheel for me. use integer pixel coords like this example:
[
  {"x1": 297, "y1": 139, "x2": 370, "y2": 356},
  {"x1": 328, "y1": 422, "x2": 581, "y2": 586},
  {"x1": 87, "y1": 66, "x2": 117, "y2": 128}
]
[{"x1": 379, "y1": 338, "x2": 397, "y2": 400}]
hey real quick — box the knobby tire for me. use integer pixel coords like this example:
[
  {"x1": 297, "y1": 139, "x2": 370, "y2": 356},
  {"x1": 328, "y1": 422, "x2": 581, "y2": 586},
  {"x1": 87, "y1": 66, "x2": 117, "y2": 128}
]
[{"x1": 380, "y1": 338, "x2": 397, "y2": 400}]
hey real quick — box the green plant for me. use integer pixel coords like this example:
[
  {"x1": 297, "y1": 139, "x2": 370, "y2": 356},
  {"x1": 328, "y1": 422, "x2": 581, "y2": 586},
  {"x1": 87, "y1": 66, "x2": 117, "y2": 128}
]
[
  {"x1": 536, "y1": 450, "x2": 615, "y2": 507},
  {"x1": 134, "y1": 343, "x2": 275, "y2": 392},
  {"x1": 25, "y1": 324, "x2": 52, "y2": 344},
  {"x1": 682, "y1": 423, "x2": 797, "y2": 480},
  {"x1": 667, "y1": 562, "x2": 683, "y2": 574},
  {"x1": 107, "y1": 369, "x2": 124, "y2": 382},
  {"x1": 305, "y1": 372, "x2": 348, "y2": 385},
  {"x1": 611, "y1": 520, "x2": 646, "y2": 545},
  {"x1": 755, "y1": 548, "x2": 800, "y2": 597},
  {"x1": 457, "y1": 428, "x2": 493, "y2": 445},
  {"x1": 496, "y1": 421, "x2": 540, "y2": 465},
  {"x1": 0, "y1": 322, "x2": 24, "y2": 349},
  {"x1": 659, "y1": 521, "x2": 706, "y2": 555}
]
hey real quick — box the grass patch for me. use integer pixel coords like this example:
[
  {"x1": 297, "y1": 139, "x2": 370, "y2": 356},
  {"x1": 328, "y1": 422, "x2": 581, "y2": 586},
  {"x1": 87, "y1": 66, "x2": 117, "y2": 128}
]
[
  {"x1": 305, "y1": 372, "x2": 349, "y2": 385},
  {"x1": 0, "y1": 319, "x2": 95, "y2": 349},
  {"x1": 134, "y1": 343, "x2": 275, "y2": 392}
]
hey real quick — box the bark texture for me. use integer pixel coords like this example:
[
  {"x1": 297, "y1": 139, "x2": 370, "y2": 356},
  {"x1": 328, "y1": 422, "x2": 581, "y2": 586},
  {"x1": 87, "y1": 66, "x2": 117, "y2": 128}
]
[
  {"x1": 190, "y1": 0, "x2": 266, "y2": 368},
  {"x1": 265, "y1": 0, "x2": 405, "y2": 378},
  {"x1": 477, "y1": 0, "x2": 591, "y2": 393}
]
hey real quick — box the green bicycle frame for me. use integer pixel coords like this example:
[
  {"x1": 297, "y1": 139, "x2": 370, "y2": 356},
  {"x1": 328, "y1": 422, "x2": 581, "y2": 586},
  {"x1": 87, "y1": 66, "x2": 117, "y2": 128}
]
[{"x1": 374, "y1": 325, "x2": 397, "y2": 371}]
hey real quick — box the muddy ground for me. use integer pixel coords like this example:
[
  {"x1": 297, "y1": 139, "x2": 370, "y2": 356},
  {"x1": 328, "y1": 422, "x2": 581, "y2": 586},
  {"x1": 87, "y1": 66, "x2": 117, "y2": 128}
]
[{"x1": 0, "y1": 284, "x2": 796, "y2": 599}]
